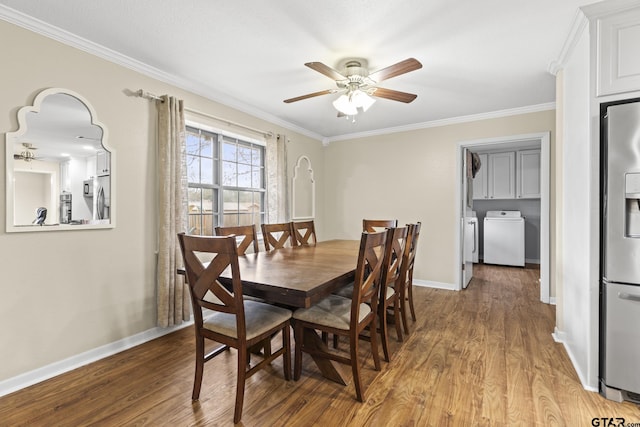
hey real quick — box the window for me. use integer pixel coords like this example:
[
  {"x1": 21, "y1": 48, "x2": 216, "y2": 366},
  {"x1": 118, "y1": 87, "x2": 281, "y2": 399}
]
[{"x1": 186, "y1": 125, "x2": 265, "y2": 235}]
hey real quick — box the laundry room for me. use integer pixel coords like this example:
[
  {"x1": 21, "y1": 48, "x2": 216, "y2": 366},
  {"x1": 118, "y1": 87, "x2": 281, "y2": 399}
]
[{"x1": 470, "y1": 143, "x2": 541, "y2": 267}]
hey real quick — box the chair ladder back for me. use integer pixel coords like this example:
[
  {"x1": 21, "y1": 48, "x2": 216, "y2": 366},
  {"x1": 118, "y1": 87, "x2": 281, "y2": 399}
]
[
  {"x1": 363, "y1": 219, "x2": 398, "y2": 233},
  {"x1": 352, "y1": 231, "x2": 388, "y2": 319},
  {"x1": 380, "y1": 227, "x2": 408, "y2": 296},
  {"x1": 215, "y1": 224, "x2": 259, "y2": 255},
  {"x1": 292, "y1": 220, "x2": 317, "y2": 246},
  {"x1": 405, "y1": 222, "x2": 421, "y2": 271},
  {"x1": 178, "y1": 233, "x2": 244, "y2": 315},
  {"x1": 261, "y1": 222, "x2": 295, "y2": 251}
]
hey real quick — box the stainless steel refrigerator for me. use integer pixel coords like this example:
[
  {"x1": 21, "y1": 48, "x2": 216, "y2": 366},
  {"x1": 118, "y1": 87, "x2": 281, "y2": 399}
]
[{"x1": 600, "y1": 98, "x2": 640, "y2": 403}]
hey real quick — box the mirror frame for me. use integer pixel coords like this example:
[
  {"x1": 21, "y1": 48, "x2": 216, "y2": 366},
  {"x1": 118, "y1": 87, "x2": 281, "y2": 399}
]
[
  {"x1": 5, "y1": 88, "x2": 115, "y2": 232},
  {"x1": 291, "y1": 155, "x2": 315, "y2": 220}
]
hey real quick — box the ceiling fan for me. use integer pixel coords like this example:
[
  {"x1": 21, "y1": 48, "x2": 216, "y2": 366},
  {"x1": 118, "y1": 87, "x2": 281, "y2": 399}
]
[
  {"x1": 284, "y1": 58, "x2": 422, "y2": 117},
  {"x1": 13, "y1": 143, "x2": 39, "y2": 162}
]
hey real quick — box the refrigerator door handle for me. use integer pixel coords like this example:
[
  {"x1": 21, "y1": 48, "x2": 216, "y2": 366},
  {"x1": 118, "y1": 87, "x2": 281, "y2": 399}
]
[{"x1": 618, "y1": 292, "x2": 640, "y2": 302}]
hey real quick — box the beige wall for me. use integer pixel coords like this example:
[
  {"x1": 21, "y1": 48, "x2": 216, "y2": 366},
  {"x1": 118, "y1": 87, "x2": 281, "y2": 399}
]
[
  {"x1": 0, "y1": 20, "x2": 322, "y2": 382},
  {"x1": 323, "y1": 110, "x2": 556, "y2": 286}
]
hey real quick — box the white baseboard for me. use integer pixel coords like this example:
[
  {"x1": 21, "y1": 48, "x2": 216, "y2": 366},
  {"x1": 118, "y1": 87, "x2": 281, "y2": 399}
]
[
  {"x1": 549, "y1": 296, "x2": 557, "y2": 305},
  {"x1": 0, "y1": 321, "x2": 193, "y2": 398},
  {"x1": 551, "y1": 327, "x2": 598, "y2": 393},
  {"x1": 413, "y1": 279, "x2": 456, "y2": 291}
]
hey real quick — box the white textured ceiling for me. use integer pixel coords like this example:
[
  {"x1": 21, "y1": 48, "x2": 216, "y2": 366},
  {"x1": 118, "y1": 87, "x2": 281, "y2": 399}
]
[{"x1": 0, "y1": 0, "x2": 595, "y2": 140}]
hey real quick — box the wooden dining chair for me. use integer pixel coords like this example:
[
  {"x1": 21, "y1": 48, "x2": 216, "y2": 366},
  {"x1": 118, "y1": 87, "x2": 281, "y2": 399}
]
[
  {"x1": 292, "y1": 230, "x2": 387, "y2": 402},
  {"x1": 405, "y1": 222, "x2": 421, "y2": 324},
  {"x1": 177, "y1": 233, "x2": 292, "y2": 424},
  {"x1": 332, "y1": 227, "x2": 407, "y2": 361},
  {"x1": 397, "y1": 222, "x2": 421, "y2": 334},
  {"x1": 377, "y1": 226, "x2": 408, "y2": 362},
  {"x1": 215, "y1": 224, "x2": 260, "y2": 255},
  {"x1": 292, "y1": 220, "x2": 317, "y2": 246},
  {"x1": 363, "y1": 219, "x2": 398, "y2": 232},
  {"x1": 261, "y1": 222, "x2": 296, "y2": 251}
]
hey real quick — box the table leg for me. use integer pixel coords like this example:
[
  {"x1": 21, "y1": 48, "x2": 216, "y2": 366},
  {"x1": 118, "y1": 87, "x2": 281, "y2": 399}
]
[{"x1": 303, "y1": 329, "x2": 349, "y2": 385}]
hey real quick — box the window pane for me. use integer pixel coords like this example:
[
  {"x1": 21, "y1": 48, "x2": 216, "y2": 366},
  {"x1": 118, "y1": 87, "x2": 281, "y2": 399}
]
[
  {"x1": 252, "y1": 167, "x2": 262, "y2": 188},
  {"x1": 222, "y1": 161, "x2": 236, "y2": 186},
  {"x1": 237, "y1": 145, "x2": 252, "y2": 165},
  {"x1": 201, "y1": 158, "x2": 213, "y2": 185},
  {"x1": 187, "y1": 155, "x2": 200, "y2": 182},
  {"x1": 223, "y1": 190, "x2": 237, "y2": 226},
  {"x1": 188, "y1": 187, "x2": 202, "y2": 212},
  {"x1": 236, "y1": 213, "x2": 254, "y2": 227},
  {"x1": 223, "y1": 190, "x2": 238, "y2": 212},
  {"x1": 252, "y1": 147, "x2": 261, "y2": 166},
  {"x1": 201, "y1": 215, "x2": 214, "y2": 236},
  {"x1": 202, "y1": 188, "x2": 215, "y2": 214},
  {"x1": 188, "y1": 214, "x2": 201, "y2": 235},
  {"x1": 200, "y1": 133, "x2": 214, "y2": 158},
  {"x1": 222, "y1": 142, "x2": 236, "y2": 161},
  {"x1": 186, "y1": 132, "x2": 200, "y2": 155},
  {"x1": 237, "y1": 163, "x2": 251, "y2": 188},
  {"x1": 253, "y1": 193, "x2": 264, "y2": 226}
]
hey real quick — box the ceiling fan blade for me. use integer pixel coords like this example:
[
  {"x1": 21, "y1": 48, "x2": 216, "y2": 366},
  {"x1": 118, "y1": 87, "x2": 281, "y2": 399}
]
[
  {"x1": 305, "y1": 62, "x2": 347, "y2": 81},
  {"x1": 284, "y1": 89, "x2": 337, "y2": 103},
  {"x1": 370, "y1": 87, "x2": 418, "y2": 103},
  {"x1": 368, "y1": 58, "x2": 422, "y2": 83}
]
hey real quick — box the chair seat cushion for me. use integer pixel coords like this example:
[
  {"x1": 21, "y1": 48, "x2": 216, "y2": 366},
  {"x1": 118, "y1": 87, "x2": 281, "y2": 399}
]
[
  {"x1": 384, "y1": 287, "x2": 395, "y2": 300},
  {"x1": 203, "y1": 300, "x2": 292, "y2": 340},
  {"x1": 292, "y1": 294, "x2": 371, "y2": 330}
]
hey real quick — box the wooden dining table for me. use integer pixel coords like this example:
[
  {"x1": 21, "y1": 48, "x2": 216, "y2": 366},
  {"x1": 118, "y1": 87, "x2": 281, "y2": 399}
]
[
  {"x1": 222, "y1": 239, "x2": 360, "y2": 308},
  {"x1": 180, "y1": 238, "x2": 361, "y2": 385}
]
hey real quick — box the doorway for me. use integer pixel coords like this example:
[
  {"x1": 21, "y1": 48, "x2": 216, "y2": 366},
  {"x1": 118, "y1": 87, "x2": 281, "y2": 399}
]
[{"x1": 455, "y1": 132, "x2": 551, "y2": 303}]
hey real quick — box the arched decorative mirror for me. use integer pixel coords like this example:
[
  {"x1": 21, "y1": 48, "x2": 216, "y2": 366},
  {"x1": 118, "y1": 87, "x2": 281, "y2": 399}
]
[
  {"x1": 291, "y1": 155, "x2": 315, "y2": 220},
  {"x1": 5, "y1": 88, "x2": 114, "y2": 232}
]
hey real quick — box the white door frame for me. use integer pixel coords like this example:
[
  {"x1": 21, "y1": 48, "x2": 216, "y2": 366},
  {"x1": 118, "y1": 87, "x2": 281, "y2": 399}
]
[{"x1": 454, "y1": 132, "x2": 551, "y2": 303}]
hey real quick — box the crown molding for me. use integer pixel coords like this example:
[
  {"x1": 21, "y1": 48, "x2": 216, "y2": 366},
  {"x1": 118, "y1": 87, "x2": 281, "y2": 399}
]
[
  {"x1": 324, "y1": 102, "x2": 556, "y2": 144},
  {"x1": 548, "y1": 8, "x2": 589, "y2": 76},
  {"x1": 581, "y1": 0, "x2": 640, "y2": 19},
  {"x1": 549, "y1": 0, "x2": 640, "y2": 75}
]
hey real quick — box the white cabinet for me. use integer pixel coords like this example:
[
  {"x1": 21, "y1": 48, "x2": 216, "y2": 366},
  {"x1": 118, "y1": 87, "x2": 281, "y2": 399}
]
[
  {"x1": 488, "y1": 151, "x2": 515, "y2": 199},
  {"x1": 597, "y1": 6, "x2": 640, "y2": 96},
  {"x1": 473, "y1": 150, "x2": 539, "y2": 200},
  {"x1": 472, "y1": 153, "x2": 488, "y2": 199},
  {"x1": 96, "y1": 150, "x2": 110, "y2": 176},
  {"x1": 473, "y1": 152, "x2": 515, "y2": 199},
  {"x1": 517, "y1": 149, "x2": 541, "y2": 199}
]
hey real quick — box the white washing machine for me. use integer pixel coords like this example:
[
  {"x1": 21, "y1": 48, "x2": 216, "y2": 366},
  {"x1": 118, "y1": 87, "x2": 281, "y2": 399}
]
[{"x1": 483, "y1": 210, "x2": 525, "y2": 267}]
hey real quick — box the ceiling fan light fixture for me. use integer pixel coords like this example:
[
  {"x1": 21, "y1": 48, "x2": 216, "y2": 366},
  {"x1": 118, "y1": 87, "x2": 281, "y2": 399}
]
[
  {"x1": 351, "y1": 90, "x2": 375, "y2": 112},
  {"x1": 332, "y1": 94, "x2": 358, "y2": 116},
  {"x1": 332, "y1": 89, "x2": 376, "y2": 116}
]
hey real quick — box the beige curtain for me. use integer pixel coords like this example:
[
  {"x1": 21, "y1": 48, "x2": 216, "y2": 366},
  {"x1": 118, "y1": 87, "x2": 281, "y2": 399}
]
[
  {"x1": 266, "y1": 134, "x2": 289, "y2": 222},
  {"x1": 156, "y1": 95, "x2": 189, "y2": 327}
]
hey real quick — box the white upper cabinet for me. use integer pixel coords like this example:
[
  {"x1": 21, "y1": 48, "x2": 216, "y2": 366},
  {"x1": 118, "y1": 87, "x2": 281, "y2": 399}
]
[
  {"x1": 488, "y1": 151, "x2": 516, "y2": 199},
  {"x1": 597, "y1": 6, "x2": 640, "y2": 97},
  {"x1": 473, "y1": 150, "x2": 540, "y2": 200},
  {"x1": 96, "y1": 150, "x2": 110, "y2": 176},
  {"x1": 474, "y1": 151, "x2": 515, "y2": 200},
  {"x1": 517, "y1": 149, "x2": 541, "y2": 199},
  {"x1": 472, "y1": 153, "x2": 488, "y2": 199}
]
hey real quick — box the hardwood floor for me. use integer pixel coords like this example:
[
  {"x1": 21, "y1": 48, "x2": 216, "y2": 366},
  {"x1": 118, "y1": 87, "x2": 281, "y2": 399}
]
[{"x1": 2, "y1": 264, "x2": 639, "y2": 426}]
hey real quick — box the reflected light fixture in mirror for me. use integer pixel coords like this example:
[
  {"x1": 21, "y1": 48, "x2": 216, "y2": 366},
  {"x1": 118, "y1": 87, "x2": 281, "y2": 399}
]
[{"x1": 5, "y1": 88, "x2": 115, "y2": 232}]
